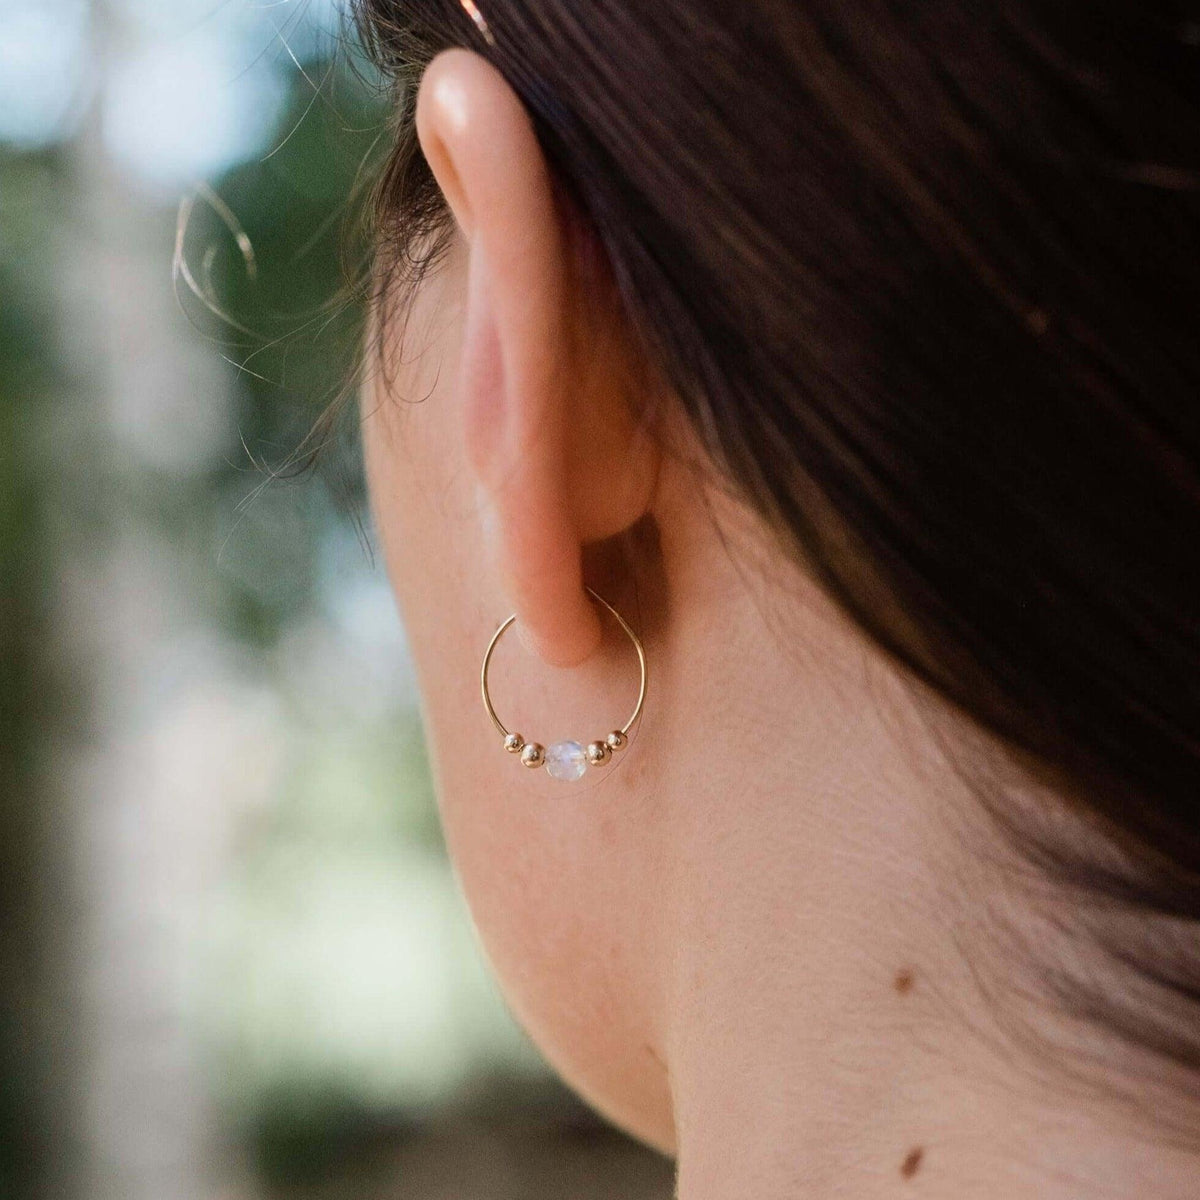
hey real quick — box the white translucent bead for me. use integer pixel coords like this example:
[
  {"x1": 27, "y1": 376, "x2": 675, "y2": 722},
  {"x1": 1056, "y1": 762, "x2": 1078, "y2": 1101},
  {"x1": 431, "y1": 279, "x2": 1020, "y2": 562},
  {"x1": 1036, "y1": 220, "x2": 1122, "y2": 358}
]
[{"x1": 545, "y1": 740, "x2": 588, "y2": 782}]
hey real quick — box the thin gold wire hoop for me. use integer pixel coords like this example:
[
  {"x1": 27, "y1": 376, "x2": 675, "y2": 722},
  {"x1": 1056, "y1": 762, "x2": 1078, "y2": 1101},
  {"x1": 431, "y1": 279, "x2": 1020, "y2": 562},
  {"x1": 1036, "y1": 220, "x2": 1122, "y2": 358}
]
[{"x1": 480, "y1": 588, "x2": 647, "y2": 777}]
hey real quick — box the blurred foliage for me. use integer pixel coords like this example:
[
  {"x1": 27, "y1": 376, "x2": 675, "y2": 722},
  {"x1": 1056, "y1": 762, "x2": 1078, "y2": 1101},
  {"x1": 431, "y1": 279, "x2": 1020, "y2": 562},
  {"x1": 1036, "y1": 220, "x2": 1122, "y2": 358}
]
[
  {"x1": 243, "y1": 1073, "x2": 673, "y2": 1197},
  {"x1": 248, "y1": 1079, "x2": 421, "y2": 1188},
  {"x1": 0, "y1": 142, "x2": 75, "y2": 1200},
  {"x1": 179, "y1": 57, "x2": 388, "y2": 646},
  {"x1": 0, "y1": 44, "x2": 397, "y2": 1195}
]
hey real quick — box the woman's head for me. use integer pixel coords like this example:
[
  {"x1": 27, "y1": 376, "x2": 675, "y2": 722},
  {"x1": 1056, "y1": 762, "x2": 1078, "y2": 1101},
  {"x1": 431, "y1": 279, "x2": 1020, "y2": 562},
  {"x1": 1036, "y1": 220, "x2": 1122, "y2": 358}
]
[{"x1": 353, "y1": 0, "x2": 1200, "y2": 1158}]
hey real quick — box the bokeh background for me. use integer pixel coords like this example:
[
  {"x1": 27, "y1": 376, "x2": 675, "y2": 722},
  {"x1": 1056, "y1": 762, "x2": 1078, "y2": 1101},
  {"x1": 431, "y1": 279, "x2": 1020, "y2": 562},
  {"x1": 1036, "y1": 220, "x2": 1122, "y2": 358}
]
[{"x1": 0, "y1": 2, "x2": 672, "y2": 1196}]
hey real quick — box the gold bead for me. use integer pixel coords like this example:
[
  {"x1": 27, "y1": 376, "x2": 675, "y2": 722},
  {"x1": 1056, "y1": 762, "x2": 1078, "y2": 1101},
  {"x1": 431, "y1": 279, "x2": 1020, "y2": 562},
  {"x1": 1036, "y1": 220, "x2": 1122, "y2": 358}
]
[
  {"x1": 520, "y1": 743, "x2": 545, "y2": 769},
  {"x1": 586, "y1": 740, "x2": 611, "y2": 766},
  {"x1": 606, "y1": 730, "x2": 628, "y2": 752},
  {"x1": 504, "y1": 733, "x2": 526, "y2": 754}
]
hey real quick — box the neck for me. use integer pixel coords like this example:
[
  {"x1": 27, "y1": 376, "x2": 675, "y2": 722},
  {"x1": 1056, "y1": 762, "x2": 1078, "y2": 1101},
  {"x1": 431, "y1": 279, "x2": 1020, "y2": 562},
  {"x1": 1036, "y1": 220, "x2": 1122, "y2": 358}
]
[
  {"x1": 661, "y1": 753, "x2": 1200, "y2": 1197},
  {"x1": 648, "y1": 501, "x2": 1199, "y2": 1198},
  {"x1": 667, "y1": 932, "x2": 1199, "y2": 1198}
]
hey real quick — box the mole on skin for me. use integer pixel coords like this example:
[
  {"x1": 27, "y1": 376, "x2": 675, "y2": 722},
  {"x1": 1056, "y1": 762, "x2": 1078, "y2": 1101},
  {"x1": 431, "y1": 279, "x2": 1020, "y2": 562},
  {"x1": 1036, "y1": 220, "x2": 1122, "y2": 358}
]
[
  {"x1": 901, "y1": 1147, "x2": 925, "y2": 1179},
  {"x1": 894, "y1": 967, "x2": 916, "y2": 995}
]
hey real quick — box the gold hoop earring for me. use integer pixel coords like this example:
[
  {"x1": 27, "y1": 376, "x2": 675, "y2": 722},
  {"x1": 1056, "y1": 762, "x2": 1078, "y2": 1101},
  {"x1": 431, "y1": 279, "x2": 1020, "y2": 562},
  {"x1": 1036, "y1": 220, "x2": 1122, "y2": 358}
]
[{"x1": 480, "y1": 588, "x2": 647, "y2": 782}]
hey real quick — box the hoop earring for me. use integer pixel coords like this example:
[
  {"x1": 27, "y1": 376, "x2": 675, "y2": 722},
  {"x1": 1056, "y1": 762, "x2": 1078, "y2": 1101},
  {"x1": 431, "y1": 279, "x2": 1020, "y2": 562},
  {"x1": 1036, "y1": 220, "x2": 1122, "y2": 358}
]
[{"x1": 480, "y1": 588, "x2": 647, "y2": 782}]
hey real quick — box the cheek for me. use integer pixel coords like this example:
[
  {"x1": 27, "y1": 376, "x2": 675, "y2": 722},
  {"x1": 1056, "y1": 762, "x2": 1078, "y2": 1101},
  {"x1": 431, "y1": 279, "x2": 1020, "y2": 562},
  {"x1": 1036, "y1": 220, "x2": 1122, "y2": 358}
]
[{"x1": 360, "y1": 289, "x2": 674, "y2": 1152}]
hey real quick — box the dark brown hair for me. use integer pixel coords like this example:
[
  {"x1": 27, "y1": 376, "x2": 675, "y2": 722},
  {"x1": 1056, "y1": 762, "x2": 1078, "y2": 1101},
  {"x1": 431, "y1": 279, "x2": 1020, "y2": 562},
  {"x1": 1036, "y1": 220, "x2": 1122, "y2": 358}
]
[{"x1": 353, "y1": 0, "x2": 1200, "y2": 1083}]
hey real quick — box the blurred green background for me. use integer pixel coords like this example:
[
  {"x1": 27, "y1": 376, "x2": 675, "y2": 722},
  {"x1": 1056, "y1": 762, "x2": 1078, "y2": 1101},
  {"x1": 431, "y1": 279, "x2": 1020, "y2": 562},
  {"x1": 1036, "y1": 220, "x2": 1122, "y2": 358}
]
[{"x1": 0, "y1": 2, "x2": 671, "y2": 1196}]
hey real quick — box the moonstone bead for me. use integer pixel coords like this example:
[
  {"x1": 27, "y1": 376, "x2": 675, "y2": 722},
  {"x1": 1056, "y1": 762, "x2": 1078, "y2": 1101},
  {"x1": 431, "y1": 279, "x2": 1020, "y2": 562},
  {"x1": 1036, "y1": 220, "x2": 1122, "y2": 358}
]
[{"x1": 545, "y1": 740, "x2": 588, "y2": 782}]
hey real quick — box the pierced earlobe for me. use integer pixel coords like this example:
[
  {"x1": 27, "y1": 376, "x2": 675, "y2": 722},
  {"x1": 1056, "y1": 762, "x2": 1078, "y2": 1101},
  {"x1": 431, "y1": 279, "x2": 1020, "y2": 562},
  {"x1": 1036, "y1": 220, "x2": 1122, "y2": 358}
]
[{"x1": 480, "y1": 588, "x2": 646, "y2": 783}]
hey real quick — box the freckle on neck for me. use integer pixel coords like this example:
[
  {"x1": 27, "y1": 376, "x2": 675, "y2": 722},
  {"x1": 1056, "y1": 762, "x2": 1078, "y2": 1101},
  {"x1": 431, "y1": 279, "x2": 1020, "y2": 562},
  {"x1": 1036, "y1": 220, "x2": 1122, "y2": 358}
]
[
  {"x1": 893, "y1": 967, "x2": 916, "y2": 995},
  {"x1": 901, "y1": 1146, "x2": 925, "y2": 1179}
]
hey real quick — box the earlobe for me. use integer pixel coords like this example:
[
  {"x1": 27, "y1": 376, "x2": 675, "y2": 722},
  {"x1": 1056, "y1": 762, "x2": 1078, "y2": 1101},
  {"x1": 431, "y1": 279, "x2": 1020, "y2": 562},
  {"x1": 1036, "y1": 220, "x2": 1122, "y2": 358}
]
[{"x1": 415, "y1": 50, "x2": 659, "y2": 669}]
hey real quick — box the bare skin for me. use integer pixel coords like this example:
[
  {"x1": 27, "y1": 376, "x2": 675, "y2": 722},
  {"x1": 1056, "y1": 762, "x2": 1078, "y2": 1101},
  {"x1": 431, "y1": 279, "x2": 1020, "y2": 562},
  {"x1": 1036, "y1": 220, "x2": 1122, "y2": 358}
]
[{"x1": 361, "y1": 48, "x2": 1200, "y2": 1199}]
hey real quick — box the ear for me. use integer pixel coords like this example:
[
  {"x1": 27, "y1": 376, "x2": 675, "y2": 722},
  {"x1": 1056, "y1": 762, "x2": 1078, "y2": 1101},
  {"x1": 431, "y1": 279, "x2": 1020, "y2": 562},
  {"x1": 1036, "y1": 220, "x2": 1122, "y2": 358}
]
[{"x1": 416, "y1": 50, "x2": 659, "y2": 668}]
